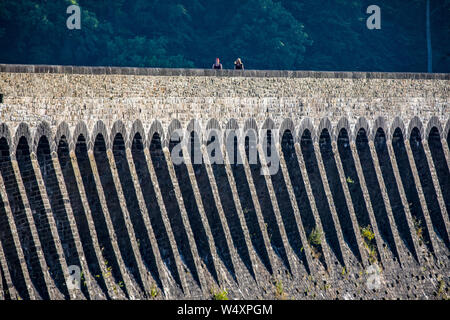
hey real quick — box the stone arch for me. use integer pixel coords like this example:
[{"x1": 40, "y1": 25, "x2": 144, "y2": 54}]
[
  {"x1": 260, "y1": 117, "x2": 277, "y2": 145},
  {"x1": 54, "y1": 121, "x2": 71, "y2": 153},
  {"x1": 13, "y1": 122, "x2": 32, "y2": 156},
  {"x1": 0, "y1": 122, "x2": 12, "y2": 151},
  {"x1": 298, "y1": 117, "x2": 316, "y2": 143},
  {"x1": 408, "y1": 116, "x2": 424, "y2": 141},
  {"x1": 373, "y1": 116, "x2": 389, "y2": 141},
  {"x1": 110, "y1": 120, "x2": 128, "y2": 149},
  {"x1": 279, "y1": 118, "x2": 295, "y2": 144},
  {"x1": 445, "y1": 118, "x2": 450, "y2": 142},
  {"x1": 318, "y1": 117, "x2": 333, "y2": 141},
  {"x1": 354, "y1": 117, "x2": 370, "y2": 141},
  {"x1": 334, "y1": 117, "x2": 351, "y2": 142},
  {"x1": 33, "y1": 121, "x2": 54, "y2": 155},
  {"x1": 425, "y1": 116, "x2": 443, "y2": 140},
  {"x1": 390, "y1": 117, "x2": 406, "y2": 141},
  {"x1": 148, "y1": 119, "x2": 165, "y2": 147},
  {"x1": 206, "y1": 118, "x2": 221, "y2": 131},
  {"x1": 166, "y1": 119, "x2": 182, "y2": 146},
  {"x1": 91, "y1": 120, "x2": 110, "y2": 151},
  {"x1": 186, "y1": 119, "x2": 203, "y2": 143},
  {"x1": 129, "y1": 119, "x2": 146, "y2": 149},
  {"x1": 205, "y1": 118, "x2": 222, "y2": 145},
  {"x1": 242, "y1": 118, "x2": 259, "y2": 143},
  {"x1": 225, "y1": 118, "x2": 239, "y2": 131},
  {"x1": 225, "y1": 118, "x2": 241, "y2": 144},
  {"x1": 72, "y1": 121, "x2": 89, "y2": 151}
]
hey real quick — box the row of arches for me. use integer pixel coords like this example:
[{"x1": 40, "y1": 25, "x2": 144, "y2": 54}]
[
  {"x1": 0, "y1": 116, "x2": 448, "y2": 155},
  {"x1": 0, "y1": 115, "x2": 448, "y2": 300}
]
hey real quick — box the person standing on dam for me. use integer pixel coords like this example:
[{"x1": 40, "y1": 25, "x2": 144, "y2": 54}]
[
  {"x1": 212, "y1": 57, "x2": 223, "y2": 69},
  {"x1": 234, "y1": 57, "x2": 244, "y2": 70}
]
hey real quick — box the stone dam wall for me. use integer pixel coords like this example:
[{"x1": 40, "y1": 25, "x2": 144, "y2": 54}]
[{"x1": 0, "y1": 64, "x2": 449, "y2": 300}]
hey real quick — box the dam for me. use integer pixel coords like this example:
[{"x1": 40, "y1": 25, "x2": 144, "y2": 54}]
[{"x1": 0, "y1": 64, "x2": 448, "y2": 299}]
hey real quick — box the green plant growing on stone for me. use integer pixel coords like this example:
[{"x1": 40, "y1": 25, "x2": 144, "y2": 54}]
[
  {"x1": 436, "y1": 278, "x2": 448, "y2": 300},
  {"x1": 274, "y1": 279, "x2": 286, "y2": 299},
  {"x1": 308, "y1": 227, "x2": 322, "y2": 246},
  {"x1": 150, "y1": 283, "x2": 159, "y2": 299},
  {"x1": 360, "y1": 225, "x2": 378, "y2": 264},
  {"x1": 412, "y1": 216, "x2": 424, "y2": 245},
  {"x1": 308, "y1": 227, "x2": 322, "y2": 259},
  {"x1": 211, "y1": 288, "x2": 228, "y2": 300}
]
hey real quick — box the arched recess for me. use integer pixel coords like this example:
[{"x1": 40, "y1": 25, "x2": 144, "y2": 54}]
[
  {"x1": 110, "y1": 120, "x2": 128, "y2": 150},
  {"x1": 408, "y1": 116, "x2": 424, "y2": 141},
  {"x1": 297, "y1": 117, "x2": 316, "y2": 144},
  {"x1": 129, "y1": 119, "x2": 146, "y2": 150},
  {"x1": 72, "y1": 121, "x2": 89, "y2": 152},
  {"x1": 279, "y1": 118, "x2": 295, "y2": 145},
  {"x1": 390, "y1": 117, "x2": 406, "y2": 141},
  {"x1": 261, "y1": 117, "x2": 276, "y2": 133},
  {"x1": 318, "y1": 117, "x2": 333, "y2": 142},
  {"x1": 186, "y1": 119, "x2": 203, "y2": 147},
  {"x1": 354, "y1": 117, "x2": 370, "y2": 143},
  {"x1": 13, "y1": 122, "x2": 32, "y2": 158},
  {"x1": 91, "y1": 120, "x2": 109, "y2": 151},
  {"x1": 243, "y1": 118, "x2": 258, "y2": 144},
  {"x1": 206, "y1": 118, "x2": 221, "y2": 131},
  {"x1": 33, "y1": 121, "x2": 54, "y2": 155},
  {"x1": 334, "y1": 117, "x2": 351, "y2": 142},
  {"x1": 147, "y1": 119, "x2": 164, "y2": 149},
  {"x1": 373, "y1": 116, "x2": 389, "y2": 141},
  {"x1": 225, "y1": 118, "x2": 240, "y2": 147},
  {"x1": 166, "y1": 119, "x2": 182, "y2": 147},
  {"x1": 425, "y1": 116, "x2": 442, "y2": 141},
  {"x1": 55, "y1": 122, "x2": 72, "y2": 153},
  {"x1": 0, "y1": 123, "x2": 12, "y2": 151},
  {"x1": 205, "y1": 118, "x2": 222, "y2": 145}
]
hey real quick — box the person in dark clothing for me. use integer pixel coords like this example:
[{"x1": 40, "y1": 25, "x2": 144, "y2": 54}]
[
  {"x1": 212, "y1": 58, "x2": 223, "y2": 69},
  {"x1": 234, "y1": 58, "x2": 244, "y2": 70}
]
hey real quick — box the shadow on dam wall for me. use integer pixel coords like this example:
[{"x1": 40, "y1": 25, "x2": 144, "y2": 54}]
[{"x1": 0, "y1": 116, "x2": 449, "y2": 300}]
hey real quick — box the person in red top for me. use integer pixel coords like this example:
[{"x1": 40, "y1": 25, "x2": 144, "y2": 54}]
[{"x1": 212, "y1": 58, "x2": 223, "y2": 69}]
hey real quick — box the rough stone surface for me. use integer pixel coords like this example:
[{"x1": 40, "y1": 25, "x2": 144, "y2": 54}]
[{"x1": 0, "y1": 64, "x2": 448, "y2": 300}]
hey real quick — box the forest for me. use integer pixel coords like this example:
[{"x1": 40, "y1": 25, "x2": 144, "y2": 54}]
[{"x1": 0, "y1": 0, "x2": 448, "y2": 72}]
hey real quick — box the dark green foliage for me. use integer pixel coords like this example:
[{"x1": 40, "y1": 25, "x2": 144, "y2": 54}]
[{"x1": 0, "y1": 0, "x2": 448, "y2": 72}]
